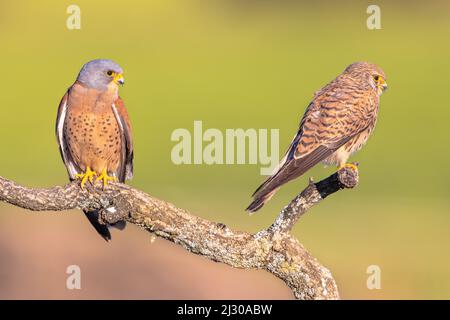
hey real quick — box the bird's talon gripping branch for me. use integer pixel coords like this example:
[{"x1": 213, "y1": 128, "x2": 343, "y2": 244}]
[
  {"x1": 339, "y1": 163, "x2": 359, "y2": 171},
  {"x1": 74, "y1": 166, "x2": 97, "y2": 189},
  {"x1": 95, "y1": 169, "x2": 116, "y2": 188}
]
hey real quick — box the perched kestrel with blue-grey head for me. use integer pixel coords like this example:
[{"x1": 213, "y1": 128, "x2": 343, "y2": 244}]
[
  {"x1": 247, "y1": 62, "x2": 387, "y2": 212},
  {"x1": 56, "y1": 59, "x2": 133, "y2": 241}
]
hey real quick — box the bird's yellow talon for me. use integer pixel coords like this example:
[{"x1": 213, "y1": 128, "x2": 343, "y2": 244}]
[
  {"x1": 95, "y1": 169, "x2": 116, "y2": 188},
  {"x1": 339, "y1": 163, "x2": 358, "y2": 171},
  {"x1": 74, "y1": 167, "x2": 97, "y2": 189}
]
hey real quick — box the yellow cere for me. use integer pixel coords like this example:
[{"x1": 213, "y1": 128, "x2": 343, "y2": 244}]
[{"x1": 113, "y1": 73, "x2": 124, "y2": 85}]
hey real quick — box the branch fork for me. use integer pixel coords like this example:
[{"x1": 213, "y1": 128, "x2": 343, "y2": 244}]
[{"x1": 0, "y1": 165, "x2": 359, "y2": 300}]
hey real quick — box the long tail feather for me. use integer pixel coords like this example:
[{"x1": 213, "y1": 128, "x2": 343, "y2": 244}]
[
  {"x1": 84, "y1": 210, "x2": 111, "y2": 242},
  {"x1": 246, "y1": 188, "x2": 279, "y2": 213}
]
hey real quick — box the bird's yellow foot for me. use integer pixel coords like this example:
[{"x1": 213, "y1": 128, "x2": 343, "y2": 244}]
[
  {"x1": 339, "y1": 163, "x2": 359, "y2": 171},
  {"x1": 75, "y1": 167, "x2": 97, "y2": 189},
  {"x1": 95, "y1": 169, "x2": 116, "y2": 188}
]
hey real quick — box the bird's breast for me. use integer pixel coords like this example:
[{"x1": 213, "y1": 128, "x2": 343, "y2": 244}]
[{"x1": 63, "y1": 85, "x2": 122, "y2": 173}]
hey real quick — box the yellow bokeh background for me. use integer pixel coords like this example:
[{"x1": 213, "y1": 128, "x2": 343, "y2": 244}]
[{"x1": 0, "y1": 0, "x2": 449, "y2": 299}]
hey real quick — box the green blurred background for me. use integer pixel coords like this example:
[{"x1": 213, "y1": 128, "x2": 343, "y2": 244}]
[{"x1": 0, "y1": 0, "x2": 449, "y2": 299}]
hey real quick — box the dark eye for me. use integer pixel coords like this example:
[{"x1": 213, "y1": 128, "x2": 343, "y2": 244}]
[
  {"x1": 106, "y1": 70, "x2": 114, "y2": 76},
  {"x1": 373, "y1": 75, "x2": 380, "y2": 81}
]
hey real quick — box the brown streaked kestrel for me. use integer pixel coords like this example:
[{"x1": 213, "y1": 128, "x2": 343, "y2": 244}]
[
  {"x1": 56, "y1": 59, "x2": 133, "y2": 241},
  {"x1": 247, "y1": 62, "x2": 387, "y2": 212}
]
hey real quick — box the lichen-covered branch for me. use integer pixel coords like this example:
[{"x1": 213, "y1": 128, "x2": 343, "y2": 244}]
[{"x1": 0, "y1": 166, "x2": 359, "y2": 300}]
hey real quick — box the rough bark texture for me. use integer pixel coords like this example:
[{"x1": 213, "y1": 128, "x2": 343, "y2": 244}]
[{"x1": 0, "y1": 165, "x2": 359, "y2": 300}]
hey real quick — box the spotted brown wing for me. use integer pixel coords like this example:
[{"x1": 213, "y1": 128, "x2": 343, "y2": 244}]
[
  {"x1": 112, "y1": 97, "x2": 134, "y2": 182},
  {"x1": 55, "y1": 88, "x2": 81, "y2": 180}
]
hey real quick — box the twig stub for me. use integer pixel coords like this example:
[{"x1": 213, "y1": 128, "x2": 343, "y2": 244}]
[{"x1": 268, "y1": 165, "x2": 359, "y2": 234}]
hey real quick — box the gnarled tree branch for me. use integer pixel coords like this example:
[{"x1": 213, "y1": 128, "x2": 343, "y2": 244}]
[{"x1": 0, "y1": 166, "x2": 359, "y2": 300}]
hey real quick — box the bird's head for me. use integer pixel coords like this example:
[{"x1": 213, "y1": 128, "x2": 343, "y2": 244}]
[
  {"x1": 76, "y1": 59, "x2": 124, "y2": 91},
  {"x1": 344, "y1": 62, "x2": 387, "y2": 96}
]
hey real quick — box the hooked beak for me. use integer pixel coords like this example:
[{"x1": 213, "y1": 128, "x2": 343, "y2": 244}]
[
  {"x1": 377, "y1": 77, "x2": 388, "y2": 93},
  {"x1": 114, "y1": 73, "x2": 125, "y2": 86}
]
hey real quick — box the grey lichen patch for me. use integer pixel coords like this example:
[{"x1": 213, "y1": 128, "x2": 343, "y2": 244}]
[{"x1": 253, "y1": 235, "x2": 272, "y2": 261}]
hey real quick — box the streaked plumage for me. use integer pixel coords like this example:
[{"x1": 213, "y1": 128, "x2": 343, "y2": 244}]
[
  {"x1": 247, "y1": 62, "x2": 387, "y2": 212},
  {"x1": 56, "y1": 59, "x2": 133, "y2": 240}
]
